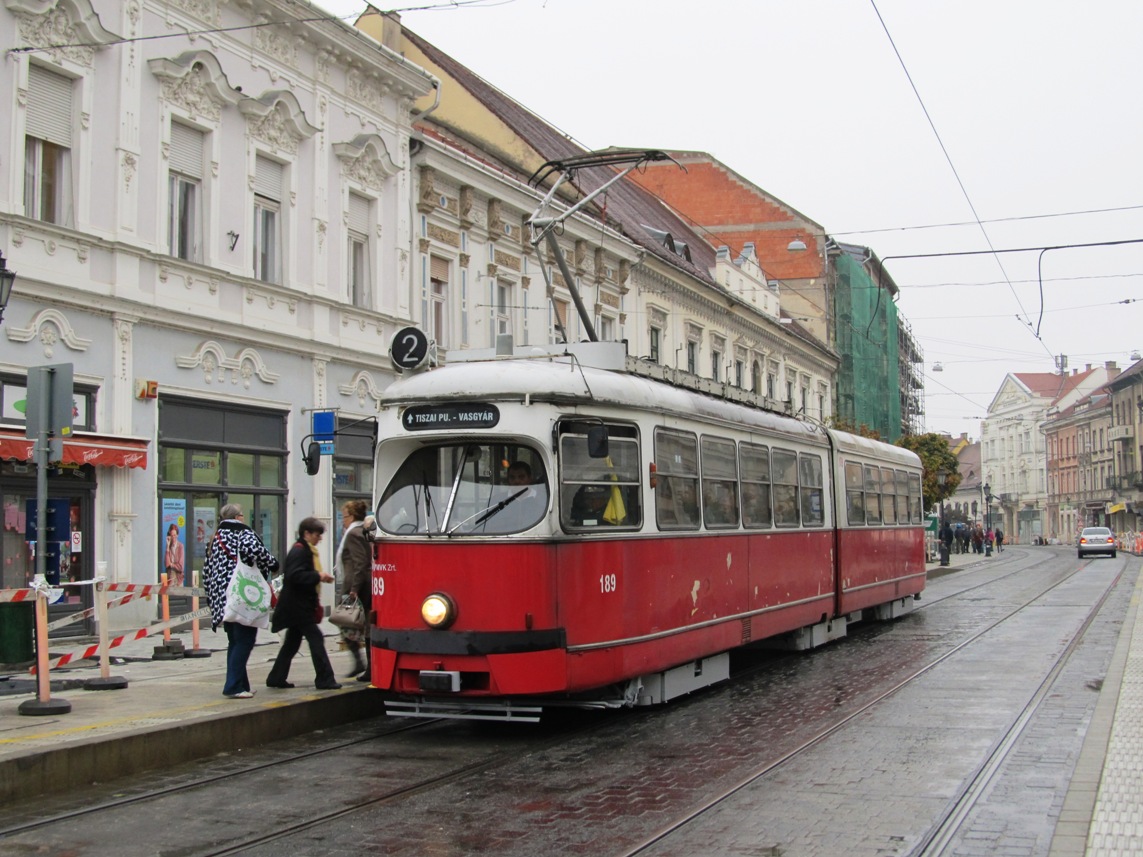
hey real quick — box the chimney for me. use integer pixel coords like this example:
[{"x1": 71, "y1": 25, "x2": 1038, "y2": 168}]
[{"x1": 1107, "y1": 360, "x2": 1121, "y2": 380}]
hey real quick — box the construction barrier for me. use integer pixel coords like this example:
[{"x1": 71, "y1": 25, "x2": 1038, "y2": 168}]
[{"x1": 1, "y1": 573, "x2": 218, "y2": 714}]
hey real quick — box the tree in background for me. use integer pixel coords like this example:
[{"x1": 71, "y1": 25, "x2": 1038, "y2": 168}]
[
  {"x1": 897, "y1": 433, "x2": 960, "y2": 514},
  {"x1": 828, "y1": 417, "x2": 883, "y2": 441}
]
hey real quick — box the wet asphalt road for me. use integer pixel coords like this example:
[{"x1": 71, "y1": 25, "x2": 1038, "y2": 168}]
[{"x1": 0, "y1": 546, "x2": 1130, "y2": 857}]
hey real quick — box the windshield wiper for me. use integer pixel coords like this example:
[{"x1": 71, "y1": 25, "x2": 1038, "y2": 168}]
[{"x1": 447, "y1": 488, "x2": 528, "y2": 536}]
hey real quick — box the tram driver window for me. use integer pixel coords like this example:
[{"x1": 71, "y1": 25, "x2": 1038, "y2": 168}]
[
  {"x1": 377, "y1": 442, "x2": 549, "y2": 535},
  {"x1": 558, "y1": 422, "x2": 642, "y2": 531}
]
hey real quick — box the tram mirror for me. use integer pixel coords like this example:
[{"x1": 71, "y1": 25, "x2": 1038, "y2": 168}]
[
  {"x1": 303, "y1": 441, "x2": 322, "y2": 476},
  {"x1": 587, "y1": 425, "x2": 609, "y2": 458}
]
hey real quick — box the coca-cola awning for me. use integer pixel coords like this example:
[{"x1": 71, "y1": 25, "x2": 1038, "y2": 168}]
[{"x1": 0, "y1": 430, "x2": 149, "y2": 469}]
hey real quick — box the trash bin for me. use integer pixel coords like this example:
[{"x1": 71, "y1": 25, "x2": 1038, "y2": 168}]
[{"x1": 0, "y1": 601, "x2": 35, "y2": 664}]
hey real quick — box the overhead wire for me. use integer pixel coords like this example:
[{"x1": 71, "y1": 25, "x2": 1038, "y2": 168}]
[{"x1": 867, "y1": 0, "x2": 1054, "y2": 360}]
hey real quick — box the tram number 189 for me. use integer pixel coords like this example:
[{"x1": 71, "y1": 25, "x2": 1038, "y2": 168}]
[{"x1": 600, "y1": 573, "x2": 617, "y2": 593}]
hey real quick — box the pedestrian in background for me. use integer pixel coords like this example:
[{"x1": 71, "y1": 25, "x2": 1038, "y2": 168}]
[
  {"x1": 203, "y1": 504, "x2": 279, "y2": 699},
  {"x1": 336, "y1": 499, "x2": 372, "y2": 680},
  {"x1": 995, "y1": 527, "x2": 1005, "y2": 553},
  {"x1": 266, "y1": 516, "x2": 341, "y2": 690}
]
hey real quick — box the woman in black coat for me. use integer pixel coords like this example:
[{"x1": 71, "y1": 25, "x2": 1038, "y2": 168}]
[{"x1": 266, "y1": 516, "x2": 340, "y2": 690}]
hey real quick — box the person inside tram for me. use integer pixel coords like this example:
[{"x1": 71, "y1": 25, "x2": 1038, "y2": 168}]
[
  {"x1": 507, "y1": 461, "x2": 532, "y2": 486},
  {"x1": 571, "y1": 484, "x2": 616, "y2": 526}
]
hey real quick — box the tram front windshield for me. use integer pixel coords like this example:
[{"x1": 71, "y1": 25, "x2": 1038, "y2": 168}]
[{"x1": 377, "y1": 443, "x2": 548, "y2": 536}]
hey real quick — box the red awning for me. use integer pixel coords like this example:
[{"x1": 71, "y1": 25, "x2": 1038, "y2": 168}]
[{"x1": 0, "y1": 430, "x2": 149, "y2": 469}]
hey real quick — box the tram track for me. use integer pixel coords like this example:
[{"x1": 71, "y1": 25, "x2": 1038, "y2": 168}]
[
  {"x1": 617, "y1": 551, "x2": 1124, "y2": 857},
  {"x1": 1, "y1": 550, "x2": 1122, "y2": 856},
  {"x1": 0, "y1": 703, "x2": 626, "y2": 856}
]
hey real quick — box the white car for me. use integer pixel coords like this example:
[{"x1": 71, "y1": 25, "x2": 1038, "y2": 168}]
[{"x1": 1077, "y1": 527, "x2": 1116, "y2": 558}]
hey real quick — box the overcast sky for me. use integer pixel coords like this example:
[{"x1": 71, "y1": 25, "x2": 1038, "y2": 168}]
[{"x1": 316, "y1": 0, "x2": 1143, "y2": 439}]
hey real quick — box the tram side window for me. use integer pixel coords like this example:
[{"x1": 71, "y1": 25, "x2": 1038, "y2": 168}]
[
  {"x1": 864, "y1": 465, "x2": 882, "y2": 525},
  {"x1": 654, "y1": 429, "x2": 700, "y2": 530},
  {"x1": 772, "y1": 448, "x2": 799, "y2": 527},
  {"x1": 799, "y1": 454, "x2": 824, "y2": 526},
  {"x1": 882, "y1": 466, "x2": 897, "y2": 524},
  {"x1": 845, "y1": 461, "x2": 865, "y2": 525},
  {"x1": 908, "y1": 472, "x2": 923, "y2": 523},
  {"x1": 701, "y1": 435, "x2": 739, "y2": 529},
  {"x1": 739, "y1": 443, "x2": 772, "y2": 529},
  {"x1": 895, "y1": 470, "x2": 910, "y2": 525},
  {"x1": 559, "y1": 424, "x2": 642, "y2": 530}
]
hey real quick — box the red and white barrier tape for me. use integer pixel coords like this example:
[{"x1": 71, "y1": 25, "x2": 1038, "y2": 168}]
[
  {"x1": 32, "y1": 607, "x2": 214, "y2": 674},
  {"x1": 0, "y1": 588, "x2": 37, "y2": 604}
]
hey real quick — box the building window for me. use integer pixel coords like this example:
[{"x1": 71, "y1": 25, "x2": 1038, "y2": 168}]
[
  {"x1": 735, "y1": 360, "x2": 744, "y2": 388},
  {"x1": 711, "y1": 349, "x2": 721, "y2": 382},
  {"x1": 24, "y1": 65, "x2": 73, "y2": 227},
  {"x1": 552, "y1": 298, "x2": 569, "y2": 342},
  {"x1": 253, "y1": 156, "x2": 283, "y2": 284},
  {"x1": 752, "y1": 360, "x2": 761, "y2": 394},
  {"x1": 495, "y1": 280, "x2": 513, "y2": 337},
  {"x1": 347, "y1": 193, "x2": 371, "y2": 308},
  {"x1": 686, "y1": 341, "x2": 697, "y2": 374},
  {"x1": 168, "y1": 122, "x2": 204, "y2": 262},
  {"x1": 429, "y1": 256, "x2": 449, "y2": 348},
  {"x1": 649, "y1": 327, "x2": 661, "y2": 363},
  {"x1": 598, "y1": 315, "x2": 614, "y2": 342}
]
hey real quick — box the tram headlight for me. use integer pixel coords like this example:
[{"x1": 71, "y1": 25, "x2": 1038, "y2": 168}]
[{"x1": 421, "y1": 592, "x2": 457, "y2": 629}]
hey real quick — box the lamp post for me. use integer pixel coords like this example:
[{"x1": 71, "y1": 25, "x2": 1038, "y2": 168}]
[{"x1": 0, "y1": 251, "x2": 16, "y2": 325}]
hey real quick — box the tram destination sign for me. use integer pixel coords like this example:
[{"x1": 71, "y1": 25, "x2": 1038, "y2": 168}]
[{"x1": 403, "y1": 403, "x2": 500, "y2": 431}]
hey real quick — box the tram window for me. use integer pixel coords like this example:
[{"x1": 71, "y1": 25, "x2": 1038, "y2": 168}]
[
  {"x1": 799, "y1": 454, "x2": 824, "y2": 526},
  {"x1": 845, "y1": 461, "x2": 865, "y2": 526},
  {"x1": 882, "y1": 467, "x2": 897, "y2": 524},
  {"x1": 772, "y1": 448, "x2": 799, "y2": 527},
  {"x1": 701, "y1": 436, "x2": 739, "y2": 529},
  {"x1": 739, "y1": 443, "x2": 772, "y2": 529},
  {"x1": 908, "y1": 473, "x2": 923, "y2": 523},
  {"x1": 376, "y1": 442, "x2": 549, "y2": 536},
  {"x1": 559, "y1": 425, "x2": 642, "y2": 530},
  {"x1": 654, "y1": 429, "x2": 699, "y2": 530},
  {"x1": 895, "y1": 470, "x2": 910, "y2": 526},
  {"x1": 864, "y1": 465, "x2": 882, "y2": 525}
]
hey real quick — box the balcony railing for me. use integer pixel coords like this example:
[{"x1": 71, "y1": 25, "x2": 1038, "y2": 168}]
[
  {"x1": 1108, "y1": 472, "x2": 1143, "y2": 491},
  {"x1": 1108, "y1": 425, "x2": 1133, "y2": 442}
]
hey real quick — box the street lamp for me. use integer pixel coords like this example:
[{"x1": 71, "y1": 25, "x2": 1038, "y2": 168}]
[{"x1": 0, "y1": 251, "x2": 16, "y2": 325}]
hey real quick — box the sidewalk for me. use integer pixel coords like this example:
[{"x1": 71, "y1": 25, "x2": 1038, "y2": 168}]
[{"x1": 0, "y1": 623, "x2": 382, "y2": 804}]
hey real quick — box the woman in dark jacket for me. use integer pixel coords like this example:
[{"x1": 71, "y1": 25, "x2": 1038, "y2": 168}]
[
  {"x1": 266, "y1": 517, "x2": 341, "y2": 690},
  {"x1": 202, "y1": 503, "x2": 279, "y2": 699},
  {"x1": 337, "y1": 499, "x2": 372, "y2": 679}
]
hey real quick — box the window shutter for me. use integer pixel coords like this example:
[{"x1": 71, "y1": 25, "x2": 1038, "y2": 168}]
[
  {"x1": 26, "y1": 65, "x2": 73, "y2": 147},
  {"x1": 254, "y1": 156, "x2": 282, "y2": 200},
  {"x1": 430, "y1": 256, "x2": 449, "y2": 282},
  {"x1": 348, "y1": 193, "x2": 369, "y2": 234},
  {"x1": 169, "y1": 122, "x2": 204, "y2": 179}
]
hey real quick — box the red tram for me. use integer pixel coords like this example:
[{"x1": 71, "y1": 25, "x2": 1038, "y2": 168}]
[{"x1": 363, "y1": 340, "x2": 925, "y2": 720}]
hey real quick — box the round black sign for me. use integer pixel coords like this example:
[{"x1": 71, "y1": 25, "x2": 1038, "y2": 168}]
[{"x1": 390, "y1": 327, "x2": 430, "y2": 372}]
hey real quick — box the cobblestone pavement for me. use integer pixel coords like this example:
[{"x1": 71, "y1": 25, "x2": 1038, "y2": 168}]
[
  {"x1": 3, "y1": 548, "x2": 1134, "y2": 857},
  {"x1": 238, "y1": 549, "x2": 1130, "y2": 857}
]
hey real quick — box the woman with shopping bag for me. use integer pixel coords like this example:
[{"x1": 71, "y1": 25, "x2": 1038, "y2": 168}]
[
  {"x1": 265, "y1": 516, "x2": 341, "y2": 691},
  {"x1": 202, "y1": 503, "x2": 279, "y2": 699}
]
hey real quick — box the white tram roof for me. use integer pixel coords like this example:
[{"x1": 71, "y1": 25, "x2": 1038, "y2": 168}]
[{"x1": 382, "y1": 342, "x2": 918, "y2": 469}]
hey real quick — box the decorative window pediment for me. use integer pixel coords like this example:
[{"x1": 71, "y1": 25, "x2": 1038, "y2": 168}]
[
  {"x1": 7, "y1": 0, "x2": 120, "y2": 66},
  {"x1": 149, "y1": 50, "x2": 242, "y2": 123},
  {"x1": 239, "y1": 90, "x2": 319, "y2": 155},
  {"x1": 333, "y1": 133, "x2": 400, "y2": 190}
]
